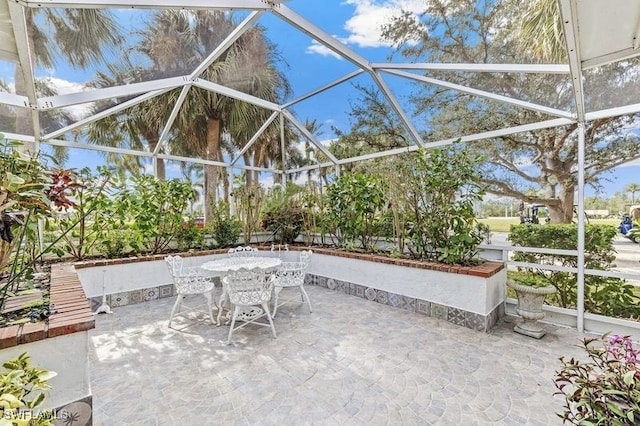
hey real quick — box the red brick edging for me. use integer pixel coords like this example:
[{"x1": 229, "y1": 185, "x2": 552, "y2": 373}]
[
  {"x1": 0, "y1": 264, "x2": 94, "y2": 350},
  {"x1": 74, "y1": 246, "x2": 504, "y2": 278}
]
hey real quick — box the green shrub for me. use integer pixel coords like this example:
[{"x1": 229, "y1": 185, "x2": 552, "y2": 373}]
[
  {"x1": 261, "y1": 187, "x2": 304, "y2": 244},
  {"x1": 509, "y1": 224, "x2": 640, "y2": 319},
  {"x1": 174, "y1": 219, "x2": 205, "y2": 252},
  {"x1": 210, "y1": 202, "x2": 241, "y2": 248},
  {"x1": 325, "y1": 172, "x2": 387, "y2": 251},
  {"x1": 0, "y1": 352, "x2": 57, "y2": 425}
]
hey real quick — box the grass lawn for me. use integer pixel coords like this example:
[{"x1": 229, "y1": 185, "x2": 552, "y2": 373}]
[{"x1": 479, "y1": 217, "x2": 621, "y2": 233}]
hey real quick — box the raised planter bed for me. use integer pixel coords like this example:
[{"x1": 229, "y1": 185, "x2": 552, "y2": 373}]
[
  {"x1": 75, "y1": 247, "x2": 506, "y2": 333},
  {"x1": 0, "y1": 263, "x2": 94, "y2": 425}
]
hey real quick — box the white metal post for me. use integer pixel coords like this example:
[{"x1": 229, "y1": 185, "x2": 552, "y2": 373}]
[
  {"x1": 280, "y1": 113, "x2": 286, "y2": 184},
  {"x1": 577, "y1": 123, "x2": 586, "y2": 333}
]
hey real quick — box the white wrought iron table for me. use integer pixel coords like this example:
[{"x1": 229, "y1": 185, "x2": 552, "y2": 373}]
[{"x1": 201, "y1": 257, "x2": 282, "y2": 325}]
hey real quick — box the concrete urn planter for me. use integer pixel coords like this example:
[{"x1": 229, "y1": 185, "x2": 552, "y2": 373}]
[{"x1": 507, "y1": 279, "x2": 557, "y2": 339}]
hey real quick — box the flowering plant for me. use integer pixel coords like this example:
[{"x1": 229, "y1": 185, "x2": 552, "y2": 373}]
[{"x1": 554, "y1": 334, "x2": 640, "y2": 424}]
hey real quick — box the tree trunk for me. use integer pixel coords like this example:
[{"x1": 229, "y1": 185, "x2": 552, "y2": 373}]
[
  {"x1": 547, "y1": 184, "x2": 575, "y2": 223},
  {"x1": 204, "y1": 118, "x2": 221, "y2": 224},
  {"x1": 146, "y1": 136, "x2": 165, "y2": 180},
  {"x1": 13, "y1": 69, "x2": 36, "y2": 154},
  {"x1": 243, "y1": 152, "x2": 253, "y2": 187}
]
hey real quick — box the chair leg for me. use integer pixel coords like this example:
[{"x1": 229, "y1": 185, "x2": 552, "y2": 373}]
[
  {"x1": 204, "y1": 292, "x2": 215, "y2": 325},
  {"x1": 299, "y1": 285, "x2": 312, "y2": 313},
  {"x1": 217, "y1": 290, "x2": 227, "y2": 326},
  {"x1": 169, "y1": 294, "x2": 183, "y2": 328},
  {"x1": 262, "y1": 303, "x2": 277, "y2": 338},
  {"x1": 227, "y1": 305, "x2": 240, "y2": 344},
  {"x1": 272, "y1": 287, "x2": 282, "y2": 317}
]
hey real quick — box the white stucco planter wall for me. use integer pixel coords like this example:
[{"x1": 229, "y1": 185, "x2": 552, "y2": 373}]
[
  {"x1": 0, "y1": 331, "x2": 89, "y2": 411},
  {"x1": 308, "y1": 253, "x2": 505, "y2": 316}
]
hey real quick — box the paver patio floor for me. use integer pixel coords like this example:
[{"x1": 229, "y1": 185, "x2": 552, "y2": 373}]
[{"x1": 89, "y1": 285, "x2": 593, "y2": 425}]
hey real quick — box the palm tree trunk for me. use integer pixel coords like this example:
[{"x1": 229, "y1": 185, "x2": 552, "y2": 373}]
[
  {"x1": 205, "y1": 118, "x2": 221, "y2": 223},
  {"x1": 243, "y1": 152, "x2": 253, "y2": 187}
]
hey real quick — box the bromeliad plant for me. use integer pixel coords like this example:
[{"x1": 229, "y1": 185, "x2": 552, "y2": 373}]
[{"x1": 555, "y1": 334, "x2": 640, "y2": 425}]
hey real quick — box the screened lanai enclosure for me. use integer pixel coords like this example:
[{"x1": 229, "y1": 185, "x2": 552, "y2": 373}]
[{"x1": 1, "y1": 0, "x2": 640, "y2": 334}]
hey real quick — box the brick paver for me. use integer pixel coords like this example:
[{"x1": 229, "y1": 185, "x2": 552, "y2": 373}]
[{"x1": 89, "y1": 285, "x2": 592, "y2": 425}]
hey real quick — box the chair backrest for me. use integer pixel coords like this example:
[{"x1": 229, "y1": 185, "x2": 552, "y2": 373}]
[
  {"x1": 299, "y1": 250, "x2": 312, "y2": 269},
  {"x1": 164, "y1": 255, "x2": 184, "y2": 276},
  {"x1": 228, "y1": 246, "x2": 258, "y2": 258},
  {"x1": 225, "y1": 267, "x2": 272, "y2": 305}
]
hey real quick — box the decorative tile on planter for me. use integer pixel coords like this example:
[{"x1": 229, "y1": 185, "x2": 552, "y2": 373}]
[
  {"x1": 465, "y1": 311, "x2": 488, "y2": 332},
  {"x1": 347, "y1": 283, "x2": 356, "y2": 296},
  {"x1": 159, "y1": 285, "x2": 173, "y2": 299},
  {"x1": 430, "y1": 303, "x2": 447, "y2": 320},
  {"x1": 110, "y1": 292, "x2": 130, "y2": 307},
  {"x1": 337, "y1": 280, "x2": 350, "y2": 294},
  {"x1": 354, "y1": 284, "x2": 365, "y2": 298},
  {"x1": 128, "y1": 290, "x2": 143, "y2": 305},
  {"x1": 56, "y1": 395, "x2": 92, "y2": 426},
  {"x1": 326, "y1": 278, "x2": 337, "y2": 290},
  {"x1": 389, "y1": 294, "x2": 416, "y2": 311},
  {"x1": 316, "y1": 276, "x2": 328, "y2": 288},
  {"x1": 416, "y1": 299, "x2": 431, "y2": 315},
  {"x1": 142, "y1": 287, "x2": 159, "y2": 302},
  {"x1": 376, "y1": 290, "x2": 389, "y2": 305},
  {"x1": 447, "y1": 307, "x2": 466, "y2": 326},
  {"x1": 364, "y1": 287, "x2": 377, "y2": 301}
]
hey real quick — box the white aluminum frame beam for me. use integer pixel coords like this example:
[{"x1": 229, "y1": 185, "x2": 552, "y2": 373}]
[
  {"x1": 8, "y1": 2, "x2": 40, "y2": 140},
  {"x1": 558, "y1": 0, "x2": 586, "y2": 122},
  {"x1": 153, "y1": 85, "x2": 191, "y2": 155},
  {"x1": 43, "y1": 88, "x2": 172, "y2": 140},
  {"x1": 38, "y1": 76, "x2": 187, "y2": 110},
  {"x1": 281, "y1": 109, "x2": 339, "y2": 165},
  {"x1": 230, "y1": 111, "x2": 279, "y2": 165},
  {"x1": 369, "y1": 71, "x2": 424, "y2": 147},
  {"x1": 329, "y1": 117, "x2": 574, "y2": 165},
  {"x1": 283, "y1": 69, "x2": 365, "y2": 108},
  {"x1": 189, "y1": 11, "x2": 263, "y2": 80},
  {"x1": 193, "y1": 78, "x2": 281, "y2": 111},
  {"x1": 582, "y1": 47, "x2": 640, "y2": 70},
  {"x1": 19, "y1": 0, "x2": 271, "y2": 10},
  {"x1": 152, "y1": 12, "x2": 264, "y2": 155},
  {"x1": 384, "y1": 69, "x2": 574, "y2": 119},
  {"x1": 372, "y1": 63, "x2": 571, "y2": 74},
  {"x1": 585, "y1": 102, "x2": 640, "y2": 121},
  {"x1": 37, "y1": 135, "x2": 279, "y2": 173},
  {"x1": 0, "y1": 91, "x2": 29, "y2": 108},
  {"x1": 272, "y1": 5, "x2": 372, "y2": 72}
]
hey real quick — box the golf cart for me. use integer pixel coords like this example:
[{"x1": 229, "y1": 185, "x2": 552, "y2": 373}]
[
  {"x1": 618, "y1": 205, "x2": 639, "y2": 242},
  {"x1": 518, "y1": 203, "x2": 550, "y2": 224}
]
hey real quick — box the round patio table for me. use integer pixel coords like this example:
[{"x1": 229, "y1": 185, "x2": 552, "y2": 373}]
[{"x1": 201, "y1": 257, "x2": 282, "y2": 325}]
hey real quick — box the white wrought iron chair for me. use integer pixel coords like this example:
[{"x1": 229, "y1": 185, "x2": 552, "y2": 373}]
[
  {"x1": 228, "y1": 246, "x2": 258, "y2": 258},
  {"x1": 164, "y1": 255, "x2": 216, "y2": 328},
  {"x1": 272, "y1": 250, "x2": 313, "y2": 317},
  {"x1": 224, "y1": 267, "x2": 277, "y2": 343}
]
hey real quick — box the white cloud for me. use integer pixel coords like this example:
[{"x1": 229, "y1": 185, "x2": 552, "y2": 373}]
[
  {"x1": 341, "y1": 0, "x2": 425, "y2": 48},
  {"x1": 44, "y1": 77, "x2": 93, "y2": 121},
  {"x1": 306, "y1": 40, "x2": 343, "y2": 60}
]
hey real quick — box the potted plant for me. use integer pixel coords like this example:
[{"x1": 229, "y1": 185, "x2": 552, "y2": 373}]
[
  {"x1": 554, "y1": 334, "x2": 640, "y2": 424},
  {"x1": 507, "y1": 271, "x2": 557, "y2": 338}
]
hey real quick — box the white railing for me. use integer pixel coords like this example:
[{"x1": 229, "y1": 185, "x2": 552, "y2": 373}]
[{"x1": 478, "y1": 243, "x2": 640, "y2": 339}]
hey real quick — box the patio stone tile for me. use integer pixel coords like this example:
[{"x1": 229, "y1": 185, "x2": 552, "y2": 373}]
[{"x1": 89, "y1": 285, "x2": 592, "y2": 425}]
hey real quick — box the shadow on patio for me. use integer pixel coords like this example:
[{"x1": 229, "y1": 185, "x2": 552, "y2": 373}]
[{"x1": 89, "y1": 285, "x2": 590, "y2": 425}]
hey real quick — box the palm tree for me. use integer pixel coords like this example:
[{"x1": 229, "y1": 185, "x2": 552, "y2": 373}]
[
  {"x1": 625, "y1": 183, "x2": 640, "y2": 204},
  {"x1": 15, "y1": 9, "x2": 121, "y2": 145},
  {"x1": 510, "y1": 0, "x2": 566, "y2": 63},
  {"x1": 160, "y1": 10, "x2": 290, "y2": 222}
]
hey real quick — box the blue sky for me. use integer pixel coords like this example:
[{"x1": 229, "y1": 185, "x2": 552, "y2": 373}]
[{"x1": 1, "y1": 0, "x2": 639, "y2": 198}]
